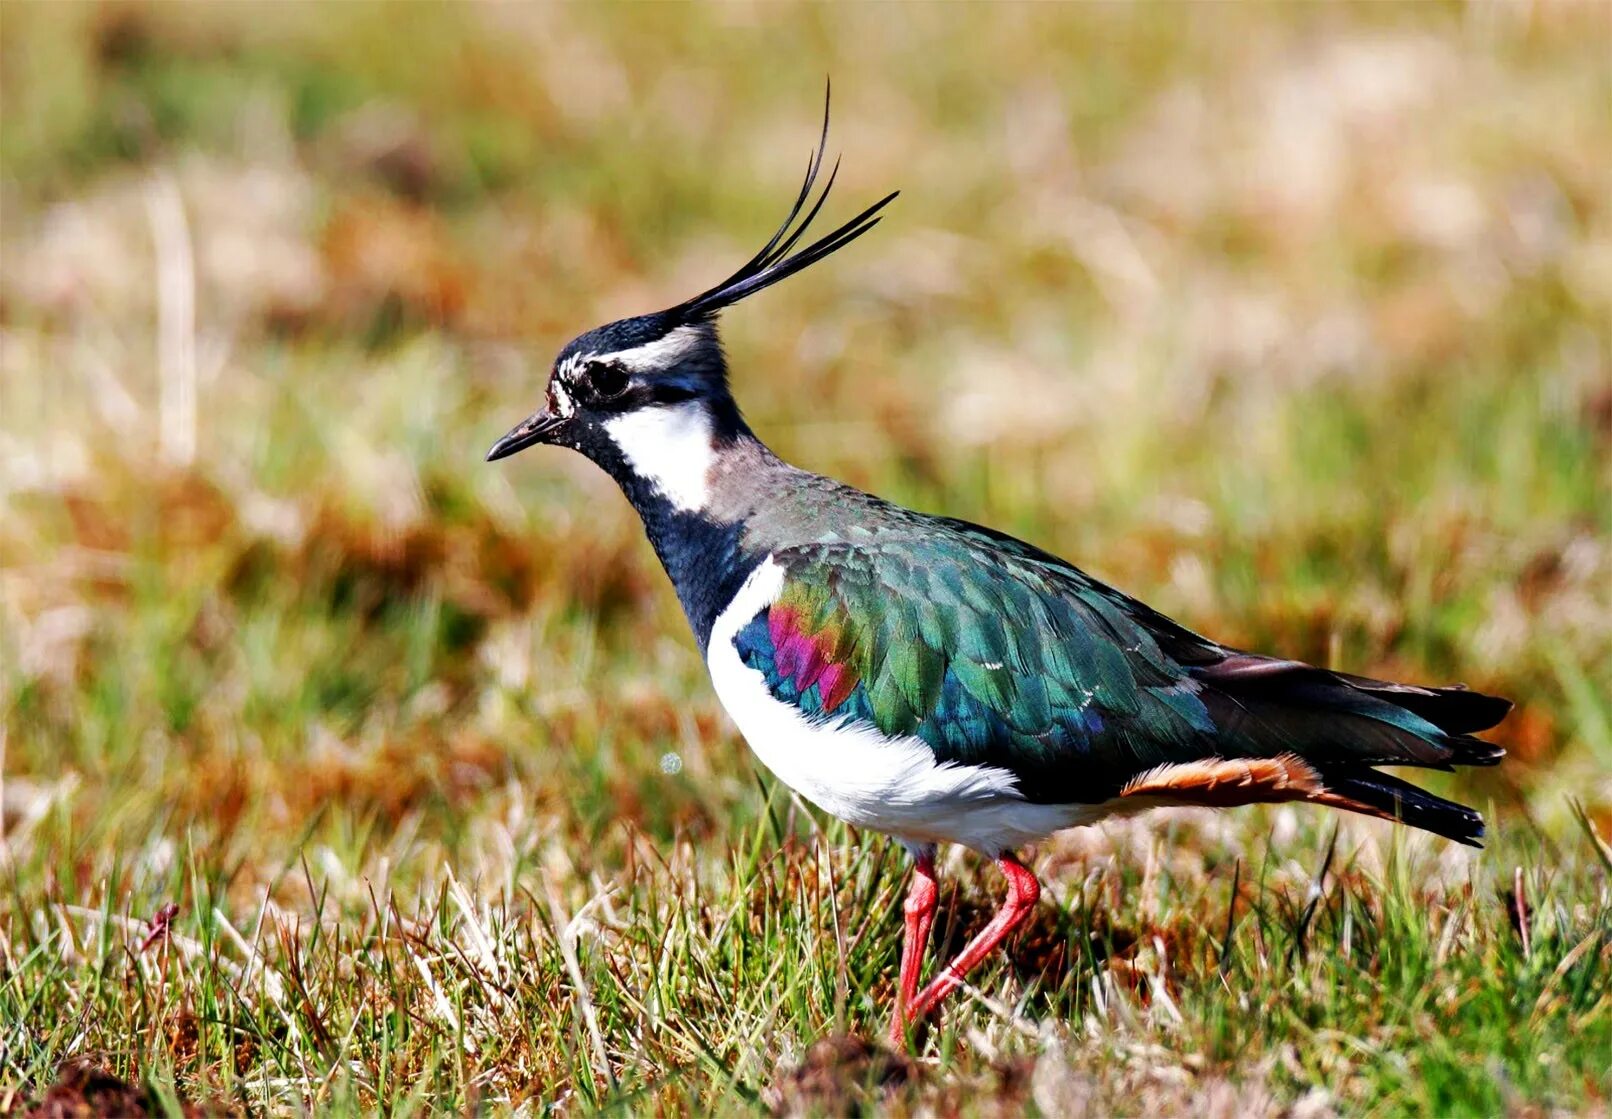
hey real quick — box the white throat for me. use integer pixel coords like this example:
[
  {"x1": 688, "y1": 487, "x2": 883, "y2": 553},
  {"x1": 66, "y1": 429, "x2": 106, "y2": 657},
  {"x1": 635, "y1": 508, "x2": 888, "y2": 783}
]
[{"x1": 603, "y1": 402, "x2": 716, "y2": 513}]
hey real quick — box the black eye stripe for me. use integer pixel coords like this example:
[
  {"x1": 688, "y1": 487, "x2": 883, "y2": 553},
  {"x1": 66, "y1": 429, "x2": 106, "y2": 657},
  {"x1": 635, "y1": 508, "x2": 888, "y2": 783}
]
[{"x1": 647, "y1": 381, "x2": 700, "y2": 405}]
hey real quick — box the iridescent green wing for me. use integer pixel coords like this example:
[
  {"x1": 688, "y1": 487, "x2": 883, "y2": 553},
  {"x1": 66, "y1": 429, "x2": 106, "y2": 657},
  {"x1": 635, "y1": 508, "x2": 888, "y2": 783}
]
[{"x1": 731, "y1": 520, "x2": 1223, "y2": 803}]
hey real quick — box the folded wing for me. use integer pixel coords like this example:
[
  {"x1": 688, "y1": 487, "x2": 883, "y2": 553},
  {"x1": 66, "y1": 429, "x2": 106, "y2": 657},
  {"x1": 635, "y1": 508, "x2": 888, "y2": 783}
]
[{"x1": 729, "y1": 515, "x2": 1507, "y2": 845}]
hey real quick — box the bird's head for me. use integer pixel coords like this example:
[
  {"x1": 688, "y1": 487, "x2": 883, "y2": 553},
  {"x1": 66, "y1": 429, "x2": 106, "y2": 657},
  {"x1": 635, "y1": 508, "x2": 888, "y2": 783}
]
[
  {"x1": 483, "y1": 310, "x2": 735, "y2": 464},
  {"x1": 486, "y1": 92, "x2": 896, "y2": 510}
]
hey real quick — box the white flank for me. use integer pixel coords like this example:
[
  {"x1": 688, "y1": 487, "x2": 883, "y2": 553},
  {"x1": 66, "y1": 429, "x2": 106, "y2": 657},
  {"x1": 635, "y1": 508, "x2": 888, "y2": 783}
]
[
  {"x1": 603, "y1": 402, "x2": 715, "y2": 512},
  {"x1": 707, "y1": 558, "x2": 1102, "y2": 854}
]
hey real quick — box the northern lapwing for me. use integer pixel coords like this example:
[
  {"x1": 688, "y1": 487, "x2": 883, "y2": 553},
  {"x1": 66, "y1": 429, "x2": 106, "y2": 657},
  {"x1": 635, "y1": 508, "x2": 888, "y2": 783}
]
[{"x1": 487, "y1": 97, "x2": 1509, "y2": 1045}]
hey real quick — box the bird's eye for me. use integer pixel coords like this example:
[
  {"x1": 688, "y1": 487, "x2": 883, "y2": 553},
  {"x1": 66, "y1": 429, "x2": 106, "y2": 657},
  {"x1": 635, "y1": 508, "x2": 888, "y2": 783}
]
[{"x1": 585, "y1": 361, "x2": 628, "y2": 400}]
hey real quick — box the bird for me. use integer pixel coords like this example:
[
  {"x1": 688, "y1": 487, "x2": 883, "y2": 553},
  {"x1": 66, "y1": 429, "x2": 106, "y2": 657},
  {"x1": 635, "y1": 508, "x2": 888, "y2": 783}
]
[{"x1": 486, "y1": 95, "x2": 1509, "y2": 1047}]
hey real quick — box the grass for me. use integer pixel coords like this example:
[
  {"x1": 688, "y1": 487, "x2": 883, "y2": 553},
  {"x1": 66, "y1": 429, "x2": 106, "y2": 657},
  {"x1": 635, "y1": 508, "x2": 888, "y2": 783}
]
[{"x1": 3, "y1": 2, "x2": 1611, "y2": 1114}]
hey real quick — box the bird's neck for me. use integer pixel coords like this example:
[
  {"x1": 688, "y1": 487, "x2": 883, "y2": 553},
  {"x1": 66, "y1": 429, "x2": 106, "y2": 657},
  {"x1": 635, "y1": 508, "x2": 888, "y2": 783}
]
[{"x1": 591, "y1": 400, "x2": 791, "y2": 651}]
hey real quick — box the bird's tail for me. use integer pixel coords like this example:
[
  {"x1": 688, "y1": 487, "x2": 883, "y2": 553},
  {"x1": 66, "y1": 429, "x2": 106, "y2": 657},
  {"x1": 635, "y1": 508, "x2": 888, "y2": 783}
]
[{"x1": 1176, "y1": 654, "x2": 1511, "y2": 846}]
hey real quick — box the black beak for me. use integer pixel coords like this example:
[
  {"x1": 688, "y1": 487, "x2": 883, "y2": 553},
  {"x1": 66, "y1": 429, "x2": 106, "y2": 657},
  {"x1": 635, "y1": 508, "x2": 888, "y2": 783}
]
[{"x1": 486, "y1": 409, "x2": 565, "y2": 462}]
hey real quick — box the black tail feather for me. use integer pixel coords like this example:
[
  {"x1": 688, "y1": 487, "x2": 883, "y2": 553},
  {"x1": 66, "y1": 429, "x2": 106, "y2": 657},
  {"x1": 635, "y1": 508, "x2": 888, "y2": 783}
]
[
  {"x1": 1317, "y1": 767, "x2": 1488, "y2": 847},
  {"x1": 1331, "y1": 672, "x2": 1513, "y2": 736},
  {"x1": 1194, "y1": 653, "x2": 1510, "y2": 771},
  {"x1": 1443, "y1": 732, "x2": 1506, "y2": 768}
]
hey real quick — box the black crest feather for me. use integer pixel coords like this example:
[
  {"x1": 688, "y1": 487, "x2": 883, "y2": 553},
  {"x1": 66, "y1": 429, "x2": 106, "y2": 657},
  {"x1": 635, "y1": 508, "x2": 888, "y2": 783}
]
[{"x1": 672, "y1": 84, "x2": 898, "y2": 321}]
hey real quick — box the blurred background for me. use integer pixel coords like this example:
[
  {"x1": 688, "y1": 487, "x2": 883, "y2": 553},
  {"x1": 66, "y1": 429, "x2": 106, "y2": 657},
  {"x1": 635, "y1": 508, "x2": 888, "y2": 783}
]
[{"x1": 2, "y1": 1, "x2": 1610, "y2": 1109}]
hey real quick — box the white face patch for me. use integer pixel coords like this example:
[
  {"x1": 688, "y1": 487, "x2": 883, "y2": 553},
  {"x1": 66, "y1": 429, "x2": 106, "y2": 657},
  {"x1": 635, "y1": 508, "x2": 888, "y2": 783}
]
[{"x1": 603, "y1": 401, "x2": 716, "y2": 512}]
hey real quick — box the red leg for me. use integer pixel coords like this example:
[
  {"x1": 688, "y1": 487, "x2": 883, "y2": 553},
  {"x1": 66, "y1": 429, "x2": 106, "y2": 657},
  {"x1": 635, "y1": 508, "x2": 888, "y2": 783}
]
[
  {"x1": 905, "y1": 853, "x2": 1040, "y2": 1023},
  {"x1": 889, "y1": 849, "x2": 939, "y2": 1046}
]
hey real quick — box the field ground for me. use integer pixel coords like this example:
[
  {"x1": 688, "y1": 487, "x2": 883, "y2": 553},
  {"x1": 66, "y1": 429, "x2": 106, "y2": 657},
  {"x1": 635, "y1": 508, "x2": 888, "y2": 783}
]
[{"x1": 2, "y1": 3, "x2": 1611, "y2": 1114}]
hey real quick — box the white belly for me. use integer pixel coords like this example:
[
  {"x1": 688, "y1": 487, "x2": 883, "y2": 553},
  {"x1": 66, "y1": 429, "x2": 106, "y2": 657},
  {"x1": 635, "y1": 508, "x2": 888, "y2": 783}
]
[{"x1": 706, "y1": 558, "x2": 1097, "y2": 854}]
